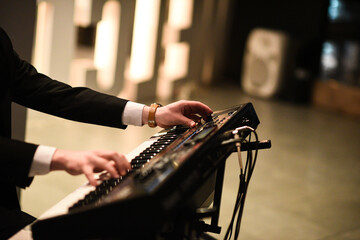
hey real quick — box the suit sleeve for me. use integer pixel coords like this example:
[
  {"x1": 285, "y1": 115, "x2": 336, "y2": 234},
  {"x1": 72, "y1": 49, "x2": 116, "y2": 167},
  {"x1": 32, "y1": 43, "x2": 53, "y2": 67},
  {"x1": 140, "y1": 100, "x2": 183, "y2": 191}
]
[
  {"x1": 0, "y1": 27, "x2": 128, "y2": 188},
  {"x1": 11, "y1": 52, "x2": 129, "y2": 129},
  {"x1": 0, "y1": 28, "x2": 36, "y2": 188},
  {"x1": 0, "y1": 136, "x2": 36, "y2": 188}
]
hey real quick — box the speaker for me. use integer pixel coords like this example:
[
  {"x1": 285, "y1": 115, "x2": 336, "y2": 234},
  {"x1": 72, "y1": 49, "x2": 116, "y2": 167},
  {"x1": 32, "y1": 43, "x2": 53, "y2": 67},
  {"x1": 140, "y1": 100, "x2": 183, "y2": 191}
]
[{"x1": 241, "y1": 28, "x2": 291, "y2": 98}]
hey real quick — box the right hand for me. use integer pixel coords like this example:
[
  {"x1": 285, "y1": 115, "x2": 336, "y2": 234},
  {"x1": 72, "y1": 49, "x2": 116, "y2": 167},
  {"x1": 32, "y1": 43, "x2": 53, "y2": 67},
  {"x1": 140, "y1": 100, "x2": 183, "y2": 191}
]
[
  {"x1": 50, "y1": 149, "x2": 131, "y2": 186},
  {"x1": 142, "y1": 100, "x2": 213, "y2": 128}
]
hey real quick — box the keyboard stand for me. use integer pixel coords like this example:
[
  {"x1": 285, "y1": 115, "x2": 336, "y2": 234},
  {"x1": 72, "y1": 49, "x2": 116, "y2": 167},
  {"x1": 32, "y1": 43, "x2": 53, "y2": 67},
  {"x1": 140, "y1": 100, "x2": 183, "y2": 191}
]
[{"x1": 160, "y1": 139, "x2": 271, "y2": 240}]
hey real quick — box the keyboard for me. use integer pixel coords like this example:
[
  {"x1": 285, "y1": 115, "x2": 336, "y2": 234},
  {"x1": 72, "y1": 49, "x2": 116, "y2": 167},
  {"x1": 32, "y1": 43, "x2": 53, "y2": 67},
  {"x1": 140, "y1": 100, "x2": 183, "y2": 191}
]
[{"x1": 31, "y1": 103, "x2": 260, "y2": 239}]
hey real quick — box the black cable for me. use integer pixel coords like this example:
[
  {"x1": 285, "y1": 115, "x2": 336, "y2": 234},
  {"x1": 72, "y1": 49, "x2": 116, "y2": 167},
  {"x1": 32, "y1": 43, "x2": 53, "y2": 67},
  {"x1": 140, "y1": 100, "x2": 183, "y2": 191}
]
[
  {"x1": 234, "y1": 146, "x2": 250, "y2": 239},
  {"x1": 223, "y1": 139, "x2": 247, "y2": 240},
  {"x1": 223, "y1": 173, "x2": 244, "y2": 240},
  {"x1": 248, "y1": 131, "x2": 259, "y2": 179},
  {"x1": 223, "y1": 129, "x2": 259, "y2": 240},
  {"x1": 243, "y1": 139, "x2": 250, "y2": 182},
  {"x1": 234, "y1": 131, "x2": 259, "y2": 239}
]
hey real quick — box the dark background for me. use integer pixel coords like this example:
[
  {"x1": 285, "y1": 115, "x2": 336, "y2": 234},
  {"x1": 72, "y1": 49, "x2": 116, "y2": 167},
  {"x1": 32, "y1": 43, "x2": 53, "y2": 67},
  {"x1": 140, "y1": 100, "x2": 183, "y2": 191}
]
[
  {"x1": 0, "y1": 0, "x2": 37, "y2": 141},
  {"x1": 222, "y1": 0, "x2": 360, "y2": 102},
  {"x1": 222, "y1": 0, "x2": 329, "y2": 102}
]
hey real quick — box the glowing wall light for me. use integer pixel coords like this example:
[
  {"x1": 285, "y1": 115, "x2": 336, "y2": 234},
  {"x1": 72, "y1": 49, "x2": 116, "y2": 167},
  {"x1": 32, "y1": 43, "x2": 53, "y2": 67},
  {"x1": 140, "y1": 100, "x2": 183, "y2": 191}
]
[
  {"x1": 157, "y1": 0, "x2": 193, "y2": 100},
  {"x1": 93, "y1": 0, "x2": 120, "y2": 90},
  {"x1": 169, "y1": 0, "x2": 193, "y2": 29},
  {"x1": 165, "y1": 0, "x2": 193, "y2": 78},
  {"x1": 74, "y1": 0, "x2": 92, "y2": 27},
  {"x1": 128, "y1": 0, "x2": 161, "y2": 83},
  {"x1": 32, "y1": 1, "x2": 54, "y2": 75},
  {"x1": 164, "y1": 43, "x2": 190, "y2": 80}
]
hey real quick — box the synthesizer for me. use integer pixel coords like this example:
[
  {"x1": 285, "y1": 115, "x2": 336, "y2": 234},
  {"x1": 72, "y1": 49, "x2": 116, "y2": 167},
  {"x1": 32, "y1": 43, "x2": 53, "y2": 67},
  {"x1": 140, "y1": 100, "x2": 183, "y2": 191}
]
[{"x1": 31, "y1": 103, "x2": 260, "y2": 239}]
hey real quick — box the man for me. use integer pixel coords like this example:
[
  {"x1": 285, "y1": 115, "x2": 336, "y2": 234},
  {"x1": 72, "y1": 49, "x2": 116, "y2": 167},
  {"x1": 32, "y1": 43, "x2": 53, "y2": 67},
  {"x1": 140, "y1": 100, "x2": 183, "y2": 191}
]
[{"x1": 0, "y1": 27, "x2": 213, "y2": 238}]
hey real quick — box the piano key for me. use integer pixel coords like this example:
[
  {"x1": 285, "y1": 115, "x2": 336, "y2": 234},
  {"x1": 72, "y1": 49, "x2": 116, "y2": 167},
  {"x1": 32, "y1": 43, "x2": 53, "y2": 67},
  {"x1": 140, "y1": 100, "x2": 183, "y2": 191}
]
[
  {"x1": 151, "y1": 140, "x2": 172, "y2": 146},
  {"x1": 131, "y1": 163, "x2": 145, "y2": 169},
  {"x1": 133, "y1": 155, "x2": 153, "y2": 161},
  {"x1": 131, "y1": 159, "x2": 150, "y2": 164},
  {"x1": 142, "y1": 148, "x2": 163, "y2": 154},
  {"x1": 38, "y1": 128, "x2": 185, "y2": 218},
  {"x1": 125, "y1": 137, "x2": 159, "y2": 161},
  {"x1": 37, "y1": 139, "x2": 161, "y2": 220},
  {"x1": 38, "y1": 183, "x2": 96, "y2": 219},
  {"x1": 67, "y1": 129, "x2": 183, "y2": 211}
]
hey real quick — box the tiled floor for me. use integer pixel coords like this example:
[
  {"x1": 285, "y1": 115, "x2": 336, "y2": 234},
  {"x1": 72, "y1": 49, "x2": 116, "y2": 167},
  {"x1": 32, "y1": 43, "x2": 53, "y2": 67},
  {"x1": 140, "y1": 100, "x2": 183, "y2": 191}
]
[{"x1": 21, "y1": 84, "x2": 360, "y2": 239}]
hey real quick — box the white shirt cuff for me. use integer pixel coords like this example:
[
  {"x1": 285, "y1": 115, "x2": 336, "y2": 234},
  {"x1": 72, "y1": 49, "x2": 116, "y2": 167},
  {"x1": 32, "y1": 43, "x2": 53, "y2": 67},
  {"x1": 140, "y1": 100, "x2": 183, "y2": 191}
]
[
  {"x1": 29, "y1": 145, "x2": 56, "y2": 177},
  {"x1": 122, "y1": 101, "x2": 145, "y2": 126}
]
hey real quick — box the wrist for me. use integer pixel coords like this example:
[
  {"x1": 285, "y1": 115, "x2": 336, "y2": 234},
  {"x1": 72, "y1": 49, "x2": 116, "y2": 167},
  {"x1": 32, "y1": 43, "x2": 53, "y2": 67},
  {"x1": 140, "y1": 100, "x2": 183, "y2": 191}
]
[
  {"x1": 148, "y1": 103, "x2": 162, "y2": 128},
  {"x1": 142, "y1": 106, "x2": 150, "y2": 125},
  {"x1": 50, "y1": 149, "x2": 65, "y2": 171}
]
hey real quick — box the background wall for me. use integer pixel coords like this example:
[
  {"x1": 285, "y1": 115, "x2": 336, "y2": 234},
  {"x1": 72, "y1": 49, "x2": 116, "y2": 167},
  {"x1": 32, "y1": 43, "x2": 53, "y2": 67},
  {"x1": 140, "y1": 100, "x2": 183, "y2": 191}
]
[{"x1": 0, "y1": 1, "x2": 37, "y2": 140}]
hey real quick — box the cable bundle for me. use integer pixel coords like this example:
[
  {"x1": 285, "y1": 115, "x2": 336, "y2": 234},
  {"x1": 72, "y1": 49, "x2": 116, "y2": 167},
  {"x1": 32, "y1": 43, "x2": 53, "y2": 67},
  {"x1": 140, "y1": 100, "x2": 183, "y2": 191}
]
[{"x1": 223, "y1": 127, "x2": 259, "y2": 240}]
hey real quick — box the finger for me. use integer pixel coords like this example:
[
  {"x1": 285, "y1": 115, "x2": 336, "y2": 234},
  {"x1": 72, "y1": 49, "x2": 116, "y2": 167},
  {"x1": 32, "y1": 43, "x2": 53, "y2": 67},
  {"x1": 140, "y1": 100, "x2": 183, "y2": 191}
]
[
  {"x1": 91, "y1": 154, "x2": 120, "y2": 179},
  {"x1": 177, "y1": 114, "x2": 196, "y2": 128},
  {"x1": 188, "y1": 114, "x2": 202, "y2": 123},
  {"x1": 109, "y1": 153, "x2": 131, "y2": 176},
  {"x1": 83, "y1": 166, "x2": 98, "y2": 186},
  {"x1": 102, "y1": 161, "x2": 120, "y2": 178},
  {"x1": 184, "y1": 102, "x2": 213, "y2": 120},
  {"x1": 96, "y1": 151, "x2": 131, "y2": 176},
  {"x1": 118, "y1": 159, "x2": 131, "y2": 176}
]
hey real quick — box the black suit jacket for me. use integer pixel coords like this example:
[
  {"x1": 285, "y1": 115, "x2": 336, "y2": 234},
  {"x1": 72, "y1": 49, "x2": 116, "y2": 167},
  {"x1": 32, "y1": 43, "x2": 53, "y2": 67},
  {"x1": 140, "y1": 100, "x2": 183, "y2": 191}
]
[{"x1": 0, "y1": 27, "x2": 128, "y2": 212}]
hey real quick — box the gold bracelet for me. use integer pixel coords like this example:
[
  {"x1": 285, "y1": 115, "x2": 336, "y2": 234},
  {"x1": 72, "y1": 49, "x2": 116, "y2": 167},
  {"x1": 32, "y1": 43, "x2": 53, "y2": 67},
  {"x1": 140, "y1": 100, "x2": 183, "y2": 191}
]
[{"x1": 148, "y1": 103, "x2": 162, "y2": 128}]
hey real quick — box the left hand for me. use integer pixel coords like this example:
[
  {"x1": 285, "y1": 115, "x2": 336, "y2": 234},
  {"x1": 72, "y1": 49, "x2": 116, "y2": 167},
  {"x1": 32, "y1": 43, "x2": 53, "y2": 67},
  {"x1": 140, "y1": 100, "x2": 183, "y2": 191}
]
[
  {"x1": 50, "y1": 149, "x2": 131, "y2": 186},
  {"x1": 143, "y1": 100, "x2": 213, "y2": 128}
]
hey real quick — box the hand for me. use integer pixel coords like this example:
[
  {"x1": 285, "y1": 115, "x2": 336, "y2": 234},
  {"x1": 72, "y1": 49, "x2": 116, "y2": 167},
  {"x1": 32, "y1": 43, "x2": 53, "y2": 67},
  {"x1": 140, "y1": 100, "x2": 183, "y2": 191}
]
[
  {"x1": 50, "y1": 149, "x2": 131, "y2": 186},
  {"x1": 143, "y1": 100, "x2": 213, "y2": 128}
]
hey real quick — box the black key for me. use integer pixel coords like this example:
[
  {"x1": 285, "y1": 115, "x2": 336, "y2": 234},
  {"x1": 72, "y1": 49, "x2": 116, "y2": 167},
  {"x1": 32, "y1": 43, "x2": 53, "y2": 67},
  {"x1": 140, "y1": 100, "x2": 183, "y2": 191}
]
[
  {"x1": 132, "y1": 163, "x2": 144, "y2": 169},
  {"x1": 142, "y1": 148, "x2": 162, "y2": 154},
  {"x1": 131, "y1": 158, "x2": 150, "y2": 164}
]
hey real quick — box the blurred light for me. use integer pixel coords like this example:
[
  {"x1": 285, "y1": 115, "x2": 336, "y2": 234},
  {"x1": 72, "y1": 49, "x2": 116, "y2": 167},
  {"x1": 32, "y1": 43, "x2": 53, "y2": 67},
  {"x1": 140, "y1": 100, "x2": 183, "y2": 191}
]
[
  {"x1": 74, "y1": 0, "x2": 92, "y2": 27},
  {"x1": 328, "y1": 0, "x2": 341, "y2": 21},
  {"x1": 157, "y1": 0, "x2": 193, "y2": 100},
  {"x1": 168, "y1": 0, "x2": 193, "y2": 29},
  {"x1": 94, "y1": 0, "x2": 120, "y2": 90},
  {"x1": 32, "y1": 1, "x2": 54, "y2": 75},
  {"x1": 128, "y1": 0, "x2": 160, "y2": 83},
  {"x1": 164, "y1": 43, "x2": 190, "y2": 79},
  {"x1": 328, "y1": 0, "x2": 351, "y2": 22},
  {"x1": 330, "y1": 0, "x2": 340, "y2": 8},
  {"x1": 321, "y1": 42, "x2": 338, "y2": 70}
]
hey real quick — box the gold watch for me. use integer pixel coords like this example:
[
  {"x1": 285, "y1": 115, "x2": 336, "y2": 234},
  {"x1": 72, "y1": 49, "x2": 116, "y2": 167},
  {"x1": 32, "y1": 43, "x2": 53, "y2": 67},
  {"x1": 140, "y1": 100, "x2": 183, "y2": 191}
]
[{"x1": 148, "y1": 103, "x2": 162, "y2": 128}]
